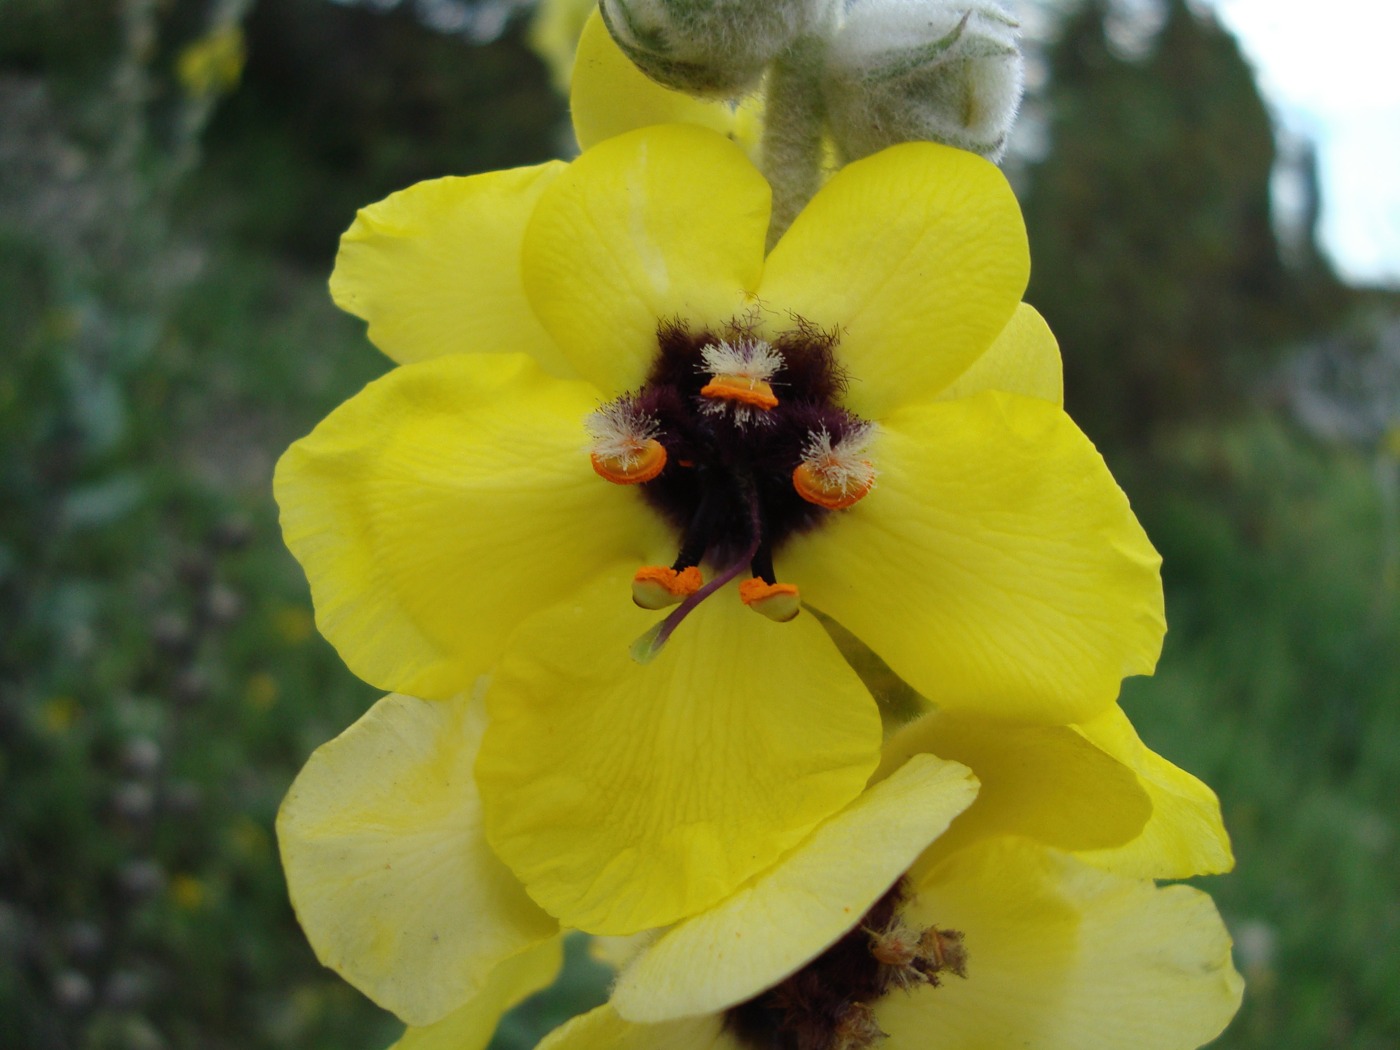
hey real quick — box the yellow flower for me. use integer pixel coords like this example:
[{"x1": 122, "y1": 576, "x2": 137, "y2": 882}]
[
  {"x1": 276, "y1": 122, "x2": 1163, "y2": 934},
  {"x1": 570, "y1": 10, "x2": 764, "y2": 159},
  {"x1": 39, "y1": 695, "x2": 80, "y2": 733},
  {"x1": 176, "y1": 25, "x2": 246, "y2": 99},
  {"x1": 277, "y1": 690, "x2": 562, "y2": 1037},
  {"x1": 1382, "y1": 421, "x2": 1400, "y2": 461},
  {"x1": 170, "y1": 874, "x2": 206, "y2": 911},
  {"x1": 546, "y1": 826, "x2": 1243, "y2": 1050},
  {"x1": 546, "y1": 707, "x2": 1239, "y2": 1049},
  {"x1": 278, "y1": 689, "x2": 1238, "y2": 1048},
  {"x1": 246, "y1": 671, "x2": 279, "y2": 709}
]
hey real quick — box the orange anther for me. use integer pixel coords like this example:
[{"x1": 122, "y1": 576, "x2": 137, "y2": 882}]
[
  {"x1": 793, "y1": 458, "x2": 875, "y2": 510},
  {"x1": 632, "y1": 565, "x2": 704, "y2": 610},
  {"x1": 699, "y1": 374, "x2": 779, "y2": 411},
  {"x1": 739, "y1": 578, "x2": 801, "y2": 622},
  {"x1": 591, "y1": 438, "x2": 667, "y2": 485}
]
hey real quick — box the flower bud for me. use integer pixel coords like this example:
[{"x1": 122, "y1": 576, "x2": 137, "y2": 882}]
[
  {"x1": 599, "y1": 0, "x2": 813, "y2": 95},
  {"x1": 823, "y1": 0, "x2": 1024, "y2": 161}
]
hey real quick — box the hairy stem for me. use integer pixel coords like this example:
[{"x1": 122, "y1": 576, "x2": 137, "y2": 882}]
[{"x1": 761, "y1": 0, "x2": 839, "y2": 247}]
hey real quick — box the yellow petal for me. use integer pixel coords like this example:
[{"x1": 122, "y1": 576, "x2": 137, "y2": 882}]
[
  {"x1": 877, "y1": 712, "x2": 1150, "y2": 865},
  {"x1": 589, "y1": 932, "x2": 657, "y2": 972},
  {"x1": 476, "y1": 568, "x2": 882, "y2": 935},
  {"x1": 537, "y1": 1004, "x2": 742, "y2": 1050},
  {"x1": 760, "y1": 143, "x2": 1028, "y2": 420},
  {"x1": 785, "y1": 392, "x2": 1165, "y2": 724},
  {"x1": 277, "y1": 692, "x2": 558, "y2": 1027},
  {"x1": 1073, "y1": 706, "x2": 1235, "y2": 879},
  {"x1": 571, "y1": 10, "x2": 745, "y2": 151},
  {"x1": 392, "y1": 937, "x2": 564, "y2": 1050},
  {"x1": 330, "y1": 165, "x2": 571, "y2": 375},
  {"x1": 612, "y1": 754, "x2": 978, "y2": 1022},
  {"x1": 275, "y1": 352, "x2": 666, "y2": 699},
  {"x1": 881, "y1": 838, "x2": 1243, "y2": 1050},
  {"x1": 521, "y1": 125, "x2": 767, "y2": 398},
  {"x1": 939, "y1": 302, "x2": 1063, "y2": 406}
]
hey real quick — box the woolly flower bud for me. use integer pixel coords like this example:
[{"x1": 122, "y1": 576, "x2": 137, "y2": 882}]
[
  {"x1": 823, "y1": 0, "x2": 1024, "y2": 161},
  {"x1": 599, "y1": 0, "x2": 813, "y2": 96}
]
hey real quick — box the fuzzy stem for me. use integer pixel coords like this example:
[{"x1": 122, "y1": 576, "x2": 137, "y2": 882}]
[
  {"x1": 760, "y1": 33, "x2": 827, "y2": 249},
  {"x1": 760, "y1": 0, "x2": 840, "y2": 247}
]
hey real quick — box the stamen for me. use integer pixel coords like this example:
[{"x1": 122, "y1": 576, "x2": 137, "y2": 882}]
[
  {"x1": 699, "y1": 374, "x2": 779, "y2": 411},
  {"x1": 630, "y1": 546, "x2": 758, "y2": 663},
  {"x1": 631, "y1": 565, "x2": 703, "y2": 609},
  {"x1": 608, "y1": 319, "x2": 875, "y2": 658},
  {"x1": 917, "y1": 926, "x2": 968, "y2": 980},
  {"x1": 866, "y1": 921, "x2": 920, "y2": 978},
  {"x1": 587, "y1": 402, "x2": 668, "y2": 484},
  {"x1": 699, "y1": 338, "x2": 784, "y2": 383},
  {"x1": 832, "y1": 1003, "x2": 886, "y2": 1050},
  {"x1": 793, "y1": 425, "x2": 877, "y2": 509},
  {"x1": 866, "y1": 919, "x2": 967, "y2": 990},
  {"x1": 739, "y1": 578, "x2": 801, "y2": 622},
  {"x1": 631, "y1": 479, "x2": 765, "y2": 663},
  {"x1": 726, "y1": 880, "x2": 964, "y2": 1050},
  {"x1": 698, "y1": 338, "x2": 784, "y2": 414}
]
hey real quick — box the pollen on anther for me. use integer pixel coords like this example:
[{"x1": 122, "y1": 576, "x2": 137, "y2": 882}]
[
  {"x1": 793, "y1": 425, "x2": 877, "y2": 509},
  {"x1": 632, "y1": 565, "x2": 703, "y2": 609},
  {"x1": 699, "y1": 338, "x2": 784, "y2": 384},
  {"x1": 739, "y1": 578, "x2": 801, "y2": 622},
  {"x1": 698, "y1": 338, "x2": 784, "y2": 417},
  {"x1": 587, "y1": 401, "x2": 667, "y2": 485}
]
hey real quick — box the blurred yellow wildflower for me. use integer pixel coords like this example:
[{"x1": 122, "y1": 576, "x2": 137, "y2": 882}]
[
  {"x1": 271, "y1": 603, "x2": 314, "y2": 645},
  {"x1": 1382, "y1": 421, "x2": 1400, "y2": 460},
  {"x1": 245, "y1": 671, "x2": 279, "y2": 709},
  {"x1": 528, "y1": 0, "x2": 598, "y2": 93},
  {"x1": 228, "y1": 814, "x2": 270, "y2": 859},
  {"x1": 39, "y1": 695, "x2": 80, "y2": 733},
  {"x1": 176, "y1": 25, "x2": 245, "y2": 99},
  {"x1": 170, "y1": 874, "x2": 206, "y2": 911}
]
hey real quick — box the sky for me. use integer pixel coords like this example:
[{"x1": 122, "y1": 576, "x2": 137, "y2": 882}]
[{"x1": 1209, "y1": 0, "x2": 1400, "y2": 284}]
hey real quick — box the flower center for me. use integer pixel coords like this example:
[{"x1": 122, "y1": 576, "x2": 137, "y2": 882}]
[
  {"x1": 585, "y1": 319, "x2": 877, "y2": 658},
  {"x1": 724, "y1": 879, "x2": 967, "y2": 1050}
]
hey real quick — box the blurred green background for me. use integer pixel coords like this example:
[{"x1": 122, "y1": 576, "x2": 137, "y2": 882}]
[{"x1": 1, "y1": 0, "x2": 1396, "y2": 1048}]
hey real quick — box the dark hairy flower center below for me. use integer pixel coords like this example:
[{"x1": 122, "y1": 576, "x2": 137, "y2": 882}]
[{"x1": 724, "y1": 878, "x2": 968, "y2": 1050}]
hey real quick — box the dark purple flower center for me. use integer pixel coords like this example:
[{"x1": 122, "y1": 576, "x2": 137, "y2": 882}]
[
  {"x1": 725, "y1": 879, "x2": 967, "y2": 1050},
  {"x1": 612, "y1": 317, "x2": 870, "y2": 578}
]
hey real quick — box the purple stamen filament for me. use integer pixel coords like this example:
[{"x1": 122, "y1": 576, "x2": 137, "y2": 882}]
[{"x1": 629, "y1": 485, "x2": 764, "y2": 664}]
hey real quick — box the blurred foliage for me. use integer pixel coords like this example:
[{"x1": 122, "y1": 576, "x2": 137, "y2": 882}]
[
  {"x1": 1022, "y1": 0, "x2": 1352, "y2": 452},
  {"x1": 0, "y1": 37, "x2": 399, "y2": 1032},
  {"x1": 1, "y1": 0, "x2": 1398, "y2": 1048},
  {"x1": 0, "y1": 224, "x2": 397, "y2": 1047},
  {"x1": 199, "y1": 0, "x2": 565, "y2": 259},
  {"x1": 0, "y1": 0, "x2": 552, "y2": 1046},
  {"x1": 1117, "y1": 414, "x2": 1400, "y2": 1049},
  {"x1": 0, "y1": 0, "x2": 122, "y2": 84}
]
